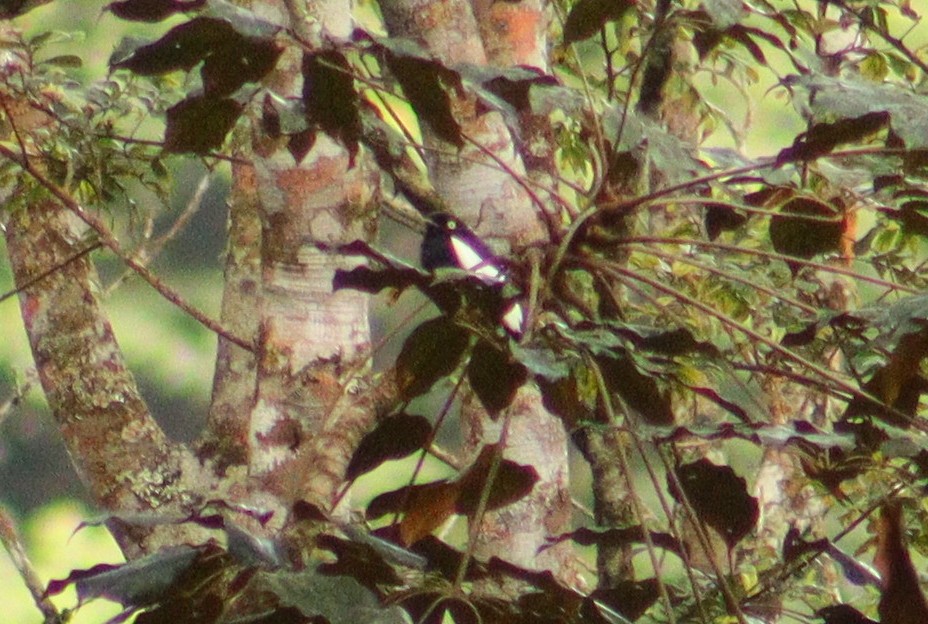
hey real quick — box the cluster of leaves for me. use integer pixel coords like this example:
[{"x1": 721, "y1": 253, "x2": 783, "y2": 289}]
[
  {"x1": 0, "y1": 35, "x2": 173, "y2": 212},
  {"x1": 11, "y1": 0, "x2": 928, "y2": 622}
]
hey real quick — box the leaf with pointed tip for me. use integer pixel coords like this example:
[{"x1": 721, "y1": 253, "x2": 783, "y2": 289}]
[
  {"x1": 366, "y1": 481, "x2": 459, "y2": 545},
  {"x1": 563, "y1": 0, "x2": 635, "y2": 44},
  {"x1": 704, "y1": 203, "x2": 748, "y2": 240},
  {"x1": 164, "y1": 94, "x2": 242, "y2": 153},
  {"x1": 844, "y1": 328, "x2": 928, "y2": 427},
  {"x1": 379, "y1": 41, "x2": 463, "y2": 147},
  {"x1": 45, "y1": 545, "x2": 203, "y2": 607},
  {"x1": 110, "y1": 17, "x2": 280, "y2": 96},
  {"x1": 668, "y1": 459, "x2": 758, "y2": 550},
  {"x1": 456, "y1": 444, "x2": 538, "y2": 516},
  {"x1": 395, "y1": 316, "x2": 470, "y2": 401},
  {"x1": 776, "y1": 112, "x2": 889, "y2": 166},
  {"x1": 598, "y1": 354, "x2": 674, "y2": 425},
  {"x1": 544, "y1": 527, "x2": 683, "y2": 556},
  {"x1": 302, "y1": 50, "x2": 361, "y2": 164},
  {"x1": 110, "y1": 18, "x2": 232, "y2": 74},
  {"x1": 586, "y1": 580, "x2": 659, "y2": 622},
  {"x1": 345, "y1": 413, "x2": 433, "y2": 481},
  {"x1": 467, "y1": 340, "x2": 527, "y2": 417},
  {"x1": 262, "y1": 567, "x2": 409, "y2": 624}
]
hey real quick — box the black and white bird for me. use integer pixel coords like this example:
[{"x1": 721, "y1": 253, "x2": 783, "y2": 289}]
[
  {"x1": 420, "y1": 213, "x2": 526, "y2": 336},
  {"x1": 420, "y1": 213, "x2": 507, "y2": 285}
]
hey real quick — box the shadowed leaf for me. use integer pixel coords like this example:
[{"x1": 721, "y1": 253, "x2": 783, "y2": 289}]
[
  {"x1": 817, "y1": 605, "x2": 878, "y2": 624},
  {"x1": 345, "y1": 413, "x2": 433, "y2": 481},
  {"x1": 302, "y1": 50, "x2": 361, "y2": 164},
  {"x1": 769, "y1": 197, "x2": 846, "y2": 266},
  {"x1": 669, "y1": 459, "x2": 758, "y2": 549},
  {"x1": 586, "y1": 580, "x2": 660, "y2": 622},
  {"x1": 106, "y1": 0, "x2": 206, "y2": 22},
  {"x1": 775, "y1": 112, "x2": 889, "y2": 166},
  {"x1": 563, "y1": 0, "x2": 635, "y2": 44},
  {"x1": 164, "y1": 95, "x2": 242, "y2": 153},
  {"x1": 395, "y1": 316, "x2": 470, "y2": 401},
  {"x1": 457, "y1": 444, "x2": 539, "y2": 516},
  {"x1": 467, "y1": 340, "x2": 528, "y2": 417},
  {"x1": 598, "y1": 354, "x2": 674, "y2": 425},
  {"x1": 876, "y1": 502, "x2": 928, "y2": 624}
]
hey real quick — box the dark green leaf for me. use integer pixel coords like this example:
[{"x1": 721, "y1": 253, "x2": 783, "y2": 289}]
[
  {"x1": 164, "y1": 95, "x2": 242, "y2": 153},
  {"x1": 40, "y1": 54, "x2": 83, "y2": 68},
  {"x1": 563, "y1": 0, "x2": 634, "y2": 44},
  {"x1": 45, "y1": 545, "x2": 203, "y2": 607},
  {"x1": 395, "y1": 316, "x2": 470, "y2": 401},
  {"x1": 668, "y1": 459, "x2": 758, "y2": 549},
  {"x1": 467, "y1": 340, "x2": 527, "y2": 417},
  {"x1": 345, "y1": 414, "x2": 432, "y2": 481},
  {"x1": 262, "y1": 567, "x2": 410, "y2": 624}
]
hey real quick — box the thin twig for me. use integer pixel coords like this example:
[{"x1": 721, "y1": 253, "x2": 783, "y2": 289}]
[
  {"x1": 0, "y1": 506, "x2": 60, "y2": 623},
  {"x1": 0, "y1": 143, "x2": 254, "y2": 352},
  {"x1": 587, "y1": 358, "x2": 680, "y2": 624},
  {"x1": 0, "y1": 241, "x2": 103, "y2": 305},
  {"x1": 595, "y1": 259, "x2": 928, "y2": 432},
  {"x1": 105, "y1": 173, "x2": 212, "y2": 295}
]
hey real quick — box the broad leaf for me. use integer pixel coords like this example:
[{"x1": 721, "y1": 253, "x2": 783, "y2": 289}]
[
  {"x1": 164, "y1": 94, "x2": 243, "y2": 153},
  {"x1": 466, "y1": 340, "x2": 527, "y2": 417},
  {"x1": 563, "y1": 0, "x2": 635, "y2": 44},
  {"x1": 345, "y1": 413, "x2": 433, "y2": 481},
  {"x1": 395, "y1": 316, "x2": 470, "y2": 401},
  {"x1": 668, "y1": 459, "x2": 758, "y2": 549}
]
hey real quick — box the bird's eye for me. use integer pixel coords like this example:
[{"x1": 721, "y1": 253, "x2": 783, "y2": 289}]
[{"x1": 446, "y1": 220, "x2": 458, "y2": 230}]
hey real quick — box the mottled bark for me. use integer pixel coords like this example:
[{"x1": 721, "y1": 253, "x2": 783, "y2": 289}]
[
  {"x1": 200, "y1": 161, "x2": 262, "y2": 473},
  {"x1": 3, "y1": 200, "x2": 208, "y2": 556},
  {"x1": 241, "y1": 1, "x2": 380, "y2": 510}
]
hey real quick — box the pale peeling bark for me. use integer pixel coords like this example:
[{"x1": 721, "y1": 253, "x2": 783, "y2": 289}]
[
  {"x1": 381, "y1": 0, "x2": 574, "y2": 581},
  {"x1": 380, "y1": 0, "x2": 546, "y2": 248},
  {"x1": 243, "y1": 1, "x2": 379, "y2": 508},
  {"x1": 3, "y1": 201, "x2": 208, "y2": 556}
]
